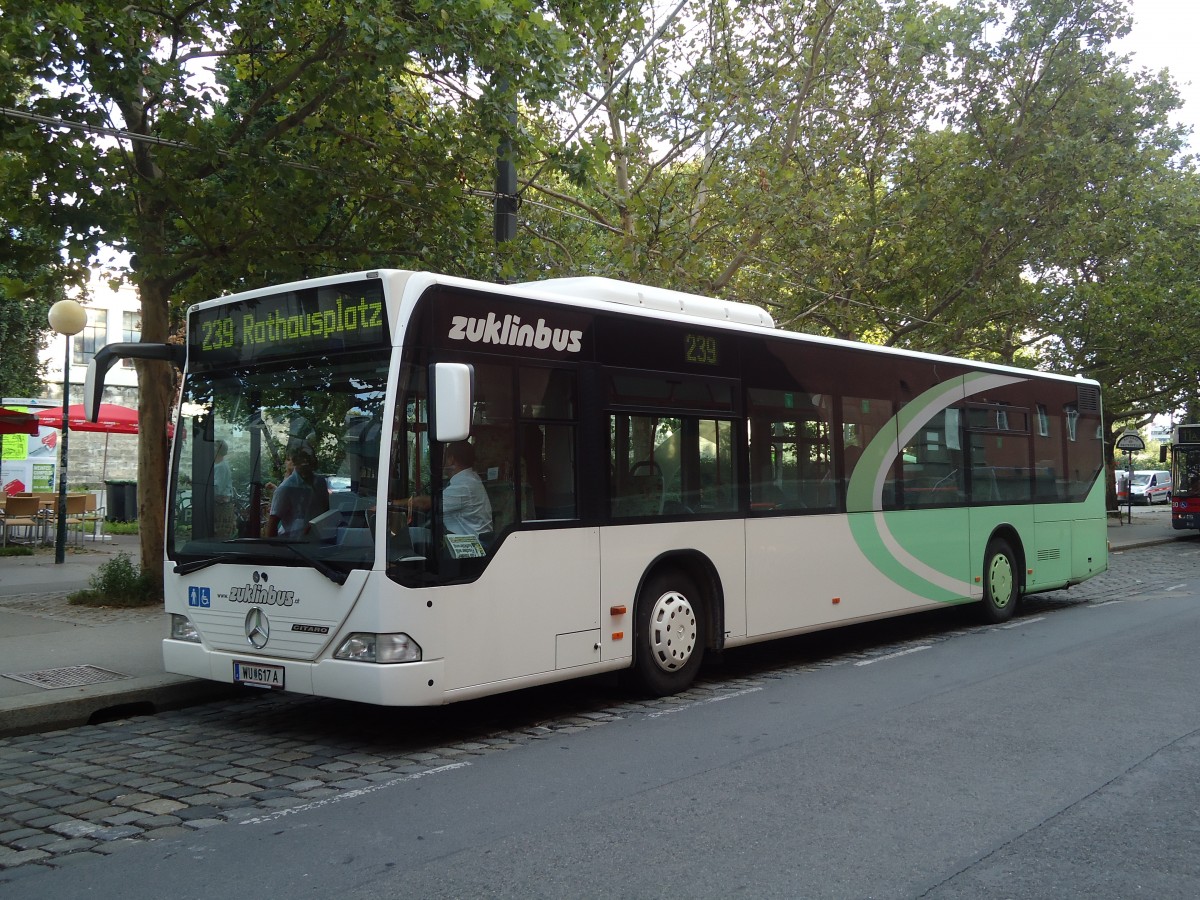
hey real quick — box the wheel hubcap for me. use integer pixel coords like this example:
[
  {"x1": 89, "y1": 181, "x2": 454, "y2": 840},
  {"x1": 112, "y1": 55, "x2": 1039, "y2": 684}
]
[
  {"x1": 988, "y1": 554, "x2": 1013, "y2": 609},
  {"x1": 648, "y1": 590, "x2": 697, "y2": 672}
]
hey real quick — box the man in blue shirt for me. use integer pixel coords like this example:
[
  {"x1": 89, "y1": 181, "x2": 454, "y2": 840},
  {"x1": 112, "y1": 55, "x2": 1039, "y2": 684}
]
[{"x1": 266, "y1": 444, "x2": 330, "y2": 538}]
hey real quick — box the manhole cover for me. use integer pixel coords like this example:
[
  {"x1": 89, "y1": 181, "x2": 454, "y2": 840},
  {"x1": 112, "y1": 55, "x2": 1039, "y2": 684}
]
[{"x1": 2, "y1": 665, "x2": 130, "y2": 690}]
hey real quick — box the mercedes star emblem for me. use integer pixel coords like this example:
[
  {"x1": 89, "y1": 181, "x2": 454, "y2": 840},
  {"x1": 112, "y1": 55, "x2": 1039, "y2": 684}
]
[{"x1": 245, "y1": 608, "x2": 270, "y2": 649}]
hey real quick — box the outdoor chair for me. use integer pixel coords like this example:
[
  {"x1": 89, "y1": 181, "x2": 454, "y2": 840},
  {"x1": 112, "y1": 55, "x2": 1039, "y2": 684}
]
[
  {"x1": 1, "y1": 495, "x2": 42, "y2": 547},
  {"x1": 65, "y1": 494, "x2": 87, "y2": 545},
  {"x1": 81, "y1": 492, "x2": 106, "y2": 540},
  {"x1": 38, "y1": 494, "x2": 89, "y2": 547}
]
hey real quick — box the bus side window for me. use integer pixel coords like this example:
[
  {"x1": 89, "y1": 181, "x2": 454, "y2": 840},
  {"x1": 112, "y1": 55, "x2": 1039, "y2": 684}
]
[
  {"x1": 1034, "y1": 402, "x2": 1063, "y2": 501},
  {"x1": 518, "y1": 367, "x2": 577, "y2": 520},
  {"x1": 900, "y1": 408, "x2": 968, "y2": 507},
  {"x1": 686, "y1": 419, "x2": 735, "y2": 513},
  {"x1": 611, "y1": 414, "x2": 666, "y2": 518},
  {"x1": 747, "y1": 389, "x2": 834, "y2": 513},
  {"x1": 469, "y1": 362, "x2": 516, "y2": 532},
  {"x1": 842, "y1": 396, "x2": 898, "y2": 511},
  {"x1": 610, "y1": 414, "x2": 735, "y2": 517}
]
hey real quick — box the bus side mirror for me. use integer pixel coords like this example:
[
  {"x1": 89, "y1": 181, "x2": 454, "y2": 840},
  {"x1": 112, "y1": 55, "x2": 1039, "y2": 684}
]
[
  {"x1": 1161, "y1": 445, "x2": 1168, "y2": 464},
  {"x1": 85, "y1": 342, "x2": 185, "y2": 420},
  {"x1": 431, "y1": 362, "x2": 473, "y2": 443}
]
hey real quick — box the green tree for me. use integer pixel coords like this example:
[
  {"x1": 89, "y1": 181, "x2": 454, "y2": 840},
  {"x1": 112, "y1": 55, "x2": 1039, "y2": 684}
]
[
  {"x1": 1, "y1": 74, "x2": 77, "y2": 397},
  {"x1": 0, "y1": 0, "x2": 574, "y2": 588},
  {"x1": 520, "y1": 0, "x2": 1197, "y2": 387},
  {"x1": 517, "y1": 0, "x2": 964, "y2": 317},
  {"x1": 0, "y1": 287, "x2": 52, "y2": 398}
]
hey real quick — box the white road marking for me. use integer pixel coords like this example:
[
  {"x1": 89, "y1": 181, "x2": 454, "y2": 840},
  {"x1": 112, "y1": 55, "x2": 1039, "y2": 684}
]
[
  {"x1": 647, "y1": 686, "x2": 763, "y2": 717},
  {"x1": 238, "y1": 761, "x2": 470, "y2": 825},
  {"x1": 1001, "y1": 616, "x2": 1045, "y2": 629},
  {"x1": 854, "y1": 645, "x2": 931, "y2": 667}
]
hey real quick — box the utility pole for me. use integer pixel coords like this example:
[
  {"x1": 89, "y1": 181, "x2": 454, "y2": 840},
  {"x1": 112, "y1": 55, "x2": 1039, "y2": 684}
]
[{"x1": 494, "y1": 81, "x2": 518, "y2": 246}]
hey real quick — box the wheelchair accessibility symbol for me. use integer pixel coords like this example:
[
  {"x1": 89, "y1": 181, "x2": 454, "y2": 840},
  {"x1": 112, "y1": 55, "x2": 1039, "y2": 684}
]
[{"x1": 188, "y1": 586, "x2": 211, "y2": 608}]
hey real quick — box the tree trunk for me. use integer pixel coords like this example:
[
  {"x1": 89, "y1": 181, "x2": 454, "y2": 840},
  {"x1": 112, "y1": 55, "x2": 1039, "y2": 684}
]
[{"x1": 134, "y1": 276, "x2": 174, "y2": 597}]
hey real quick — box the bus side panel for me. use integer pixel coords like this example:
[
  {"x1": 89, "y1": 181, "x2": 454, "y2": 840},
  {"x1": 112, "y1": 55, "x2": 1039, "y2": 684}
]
[
  {"x1": 1027, "y1": 519, "x2": 1071, "y2": 590},
  {"x1": 598, "y1": 519, "x2": 748, "y2": 657},
  {"x1": 1071, "y1": 516, "x2": 1107, "y2": 580},
  {"x1": 1032, "y1": 477, "x2": 1109, "y2": 585},
  {"x1": 881, "y1": 507, "x2": 974, "y2": 601},
  {"x1": 437, "y1": 528, "x2": 601, "y2": 692},
  {"x1": 746, "y1": 510, "x2": 971, "y2": 638}
]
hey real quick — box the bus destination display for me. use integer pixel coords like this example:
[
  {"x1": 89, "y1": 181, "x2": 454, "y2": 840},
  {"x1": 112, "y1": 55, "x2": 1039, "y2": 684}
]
[{"x1": 190, "y1": 281, "x2": 388, "y2": 367}]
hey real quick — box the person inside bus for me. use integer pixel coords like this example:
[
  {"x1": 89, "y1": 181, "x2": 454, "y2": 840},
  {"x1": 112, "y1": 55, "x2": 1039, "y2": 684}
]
[
  {"x1": 410, "y1": 439, "x2": 494, "y2": 543},
  {"x1": 213, "y1": 439, "x2": 236, "y2": 538},
  {"x1": 266, "y1": 443, "x2": 330, "y2": 538}
]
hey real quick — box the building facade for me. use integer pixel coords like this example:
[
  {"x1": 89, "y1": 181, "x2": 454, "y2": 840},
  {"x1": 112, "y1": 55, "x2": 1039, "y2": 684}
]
[{"x1": 38, "y1": 273, "x2": 142, "y2": 486}]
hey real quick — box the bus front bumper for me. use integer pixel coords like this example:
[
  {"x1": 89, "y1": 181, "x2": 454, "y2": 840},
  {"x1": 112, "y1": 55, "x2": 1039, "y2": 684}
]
[{"x1": 163, "y1": 639, "x2": 447, "y2": 706}]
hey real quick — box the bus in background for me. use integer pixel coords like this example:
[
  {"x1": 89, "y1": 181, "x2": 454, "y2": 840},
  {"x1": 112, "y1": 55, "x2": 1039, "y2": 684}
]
[
  {"x1": 1166, "y1": 424, "x2": 1200, "y2": 530},
  {"x1": 84, "y1": 270, "x2": 1109, "y2": 705}
]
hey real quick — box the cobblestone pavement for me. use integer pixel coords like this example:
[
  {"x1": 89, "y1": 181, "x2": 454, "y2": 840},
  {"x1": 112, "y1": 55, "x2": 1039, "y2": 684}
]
[{"x1": 2, "y1": 542, "x2": 1198, "y2": 874}]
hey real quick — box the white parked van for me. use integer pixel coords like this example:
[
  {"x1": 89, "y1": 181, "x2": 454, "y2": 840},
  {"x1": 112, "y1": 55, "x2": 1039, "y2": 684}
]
[{"x1": 1124, "y1": 470, "x2": 1173, "y2": 505}]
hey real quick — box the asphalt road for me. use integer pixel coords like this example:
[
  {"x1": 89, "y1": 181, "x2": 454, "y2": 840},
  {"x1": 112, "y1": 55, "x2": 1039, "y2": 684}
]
[{"x1": 2, "y1": 538, "x2": 1200, "y2": 898}]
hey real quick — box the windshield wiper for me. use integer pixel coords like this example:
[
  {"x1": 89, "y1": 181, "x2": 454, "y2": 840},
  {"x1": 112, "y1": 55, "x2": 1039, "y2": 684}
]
[
  {"x1": 277, "y1": 541, "x2": 348, "y2": 585},
  {"x1": 174, "y1": 553, "x2": 239, "y2": 575},
  {"x1": 174, "y1": 539, "x2": 350, "y2": 585},
  {"x1": 223, "y1": 537, "x2": 349, "y2": 585}
]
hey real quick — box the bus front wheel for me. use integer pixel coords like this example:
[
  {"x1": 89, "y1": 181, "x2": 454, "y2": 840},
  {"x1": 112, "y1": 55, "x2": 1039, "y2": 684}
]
[
  {"x1": 631, "y1": 569, "x2": 706, "y2": 697},
  {"x1": 979, "y1": 538, "x2": 1018, "y2": 624}
]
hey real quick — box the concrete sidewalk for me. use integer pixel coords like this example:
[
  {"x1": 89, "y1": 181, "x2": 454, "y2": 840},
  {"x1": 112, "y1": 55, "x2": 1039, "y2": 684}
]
[
  {"x1": 0, "y1": 509, "x2": 1194, "y2": 738},
  {"x1": 0, "y1": 533, "x2": 235, "y2": 738}
]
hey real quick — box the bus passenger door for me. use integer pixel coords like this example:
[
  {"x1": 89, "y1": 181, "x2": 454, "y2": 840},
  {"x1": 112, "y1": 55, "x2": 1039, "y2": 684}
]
[{"x1": 601, "y1": 407, "x2": 748, "y2": 658}]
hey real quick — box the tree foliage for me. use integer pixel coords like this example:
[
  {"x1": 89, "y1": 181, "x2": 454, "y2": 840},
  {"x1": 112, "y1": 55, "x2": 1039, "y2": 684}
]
[
  {"x1": 518, "y1": 0, "x2": 1200, "y2": 437},
  {"x1": 0, "y1": 282, "x2": 55, "y2": 398},
  {"x1": 0, "y1": 0, "x2": 577, "y2": 582}
]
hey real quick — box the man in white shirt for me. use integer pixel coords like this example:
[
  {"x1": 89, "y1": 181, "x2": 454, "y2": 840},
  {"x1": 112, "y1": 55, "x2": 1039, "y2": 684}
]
[{"x1": 411, "y1": 440, "x2": 493, "y2": 539}]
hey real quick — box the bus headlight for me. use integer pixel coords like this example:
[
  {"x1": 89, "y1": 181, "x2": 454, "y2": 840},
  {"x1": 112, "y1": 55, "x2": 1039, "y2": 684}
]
[
  {"x1": 334, "y1": 632, "x2": 422, "y2": 664},
  {"x1": 170, "y1": 614, "x2": 201, "y2": 643}
]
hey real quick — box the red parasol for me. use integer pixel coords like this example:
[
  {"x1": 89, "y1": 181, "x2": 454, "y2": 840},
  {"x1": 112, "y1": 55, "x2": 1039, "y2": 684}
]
[
  {"x1": 35, "y1": 403, "x2": 160, "y2": 487},
  {"x1": 36, "y1": 403, "x2": 140, "y2": 435},
  {"x1": 0, "y1": 407, "x2": 40, "y2": 436}
]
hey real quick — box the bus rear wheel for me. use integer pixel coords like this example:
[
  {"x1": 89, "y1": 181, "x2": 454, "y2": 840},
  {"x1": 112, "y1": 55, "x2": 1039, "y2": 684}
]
[
  {"x1": 631, "y1": 569, "x2": 706, "y2": 697},
  {"x1": 979, "y1": 538, "x2": 1018, "y2": 624}
]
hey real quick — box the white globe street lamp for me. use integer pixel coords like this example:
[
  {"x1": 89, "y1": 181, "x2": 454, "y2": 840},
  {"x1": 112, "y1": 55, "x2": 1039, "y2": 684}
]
[{"x1": 48, "y1": 298, "x2": 87, "y2": 564}]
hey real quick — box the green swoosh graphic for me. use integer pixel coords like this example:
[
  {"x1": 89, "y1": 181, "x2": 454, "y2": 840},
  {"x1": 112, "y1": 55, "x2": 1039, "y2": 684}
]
[{"x1": 847, "y1": 372, "x2": 1025, "y2": 602}]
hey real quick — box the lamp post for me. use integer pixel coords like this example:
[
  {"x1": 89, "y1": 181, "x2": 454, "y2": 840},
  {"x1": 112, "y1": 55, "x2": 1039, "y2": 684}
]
[{"x1": 48, "y1": 299, "x2": 87, "y2": 564}]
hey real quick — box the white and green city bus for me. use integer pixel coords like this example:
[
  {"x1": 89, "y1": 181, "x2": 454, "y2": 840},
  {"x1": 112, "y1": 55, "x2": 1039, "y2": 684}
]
[{"x1": 85, "y1": 270, "x2": 1108, "y2": 704}]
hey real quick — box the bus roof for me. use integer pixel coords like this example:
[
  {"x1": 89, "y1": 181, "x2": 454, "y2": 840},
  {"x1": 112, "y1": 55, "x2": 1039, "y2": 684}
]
[
  {"x1": 495, "y1": 274, "x2": 1096, "y2": 388},
  {"x1": 513, "y1": 276, "x2": 776, "y2": 329},
  {"x1": 191, "y1": 268, "x2": 1099, "y2": 388}
]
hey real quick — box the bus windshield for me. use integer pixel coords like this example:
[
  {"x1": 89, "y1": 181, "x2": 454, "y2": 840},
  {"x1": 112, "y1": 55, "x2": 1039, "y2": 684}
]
[
  {"x1": 1173, "y1": 446, "x2": 1200, "y2": 497},
  {"x1": 170, "y1": 351, "x2": 389, "y2": 576}
]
